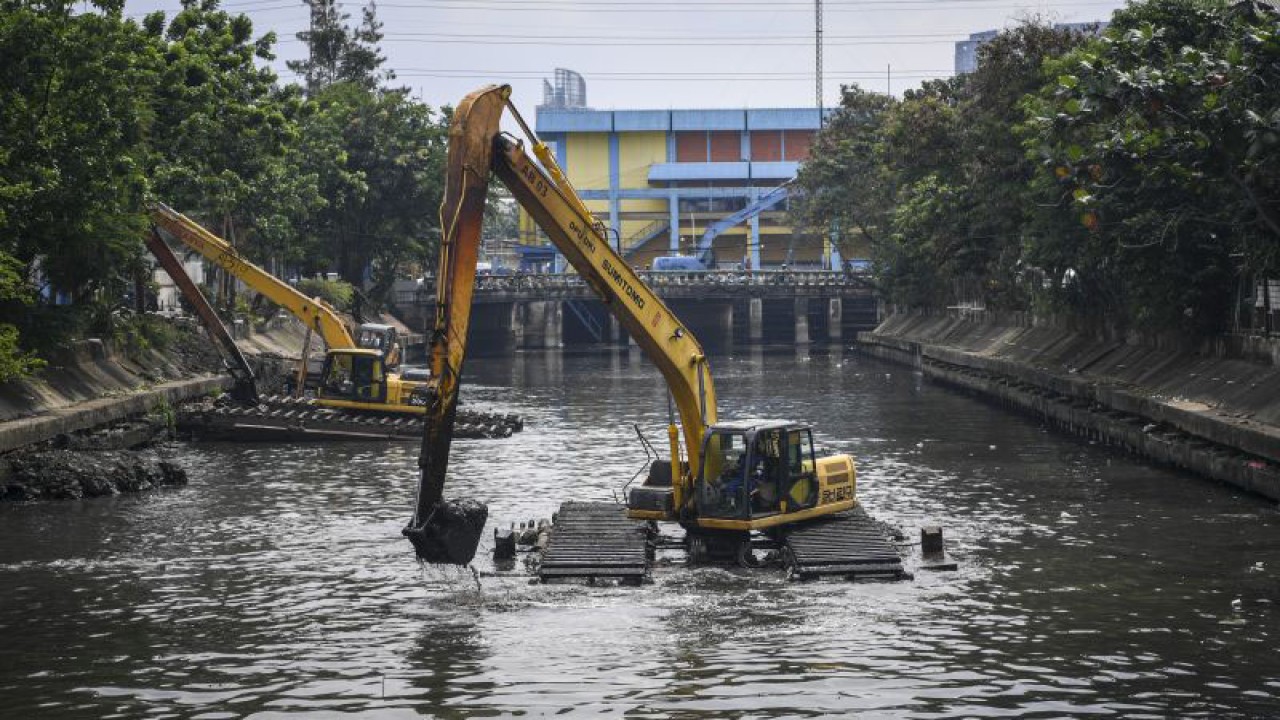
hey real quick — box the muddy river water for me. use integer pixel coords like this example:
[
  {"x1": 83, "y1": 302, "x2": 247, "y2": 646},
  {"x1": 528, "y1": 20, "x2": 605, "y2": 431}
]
[{"x1": 2, "y1": 349, "x2": 1278, "y2": 718}]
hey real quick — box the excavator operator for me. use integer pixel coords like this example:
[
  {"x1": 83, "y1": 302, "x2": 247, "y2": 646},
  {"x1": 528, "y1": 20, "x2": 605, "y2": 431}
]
[{"x1": 750, "y1": 432, "x2": 781, "y2": 514}]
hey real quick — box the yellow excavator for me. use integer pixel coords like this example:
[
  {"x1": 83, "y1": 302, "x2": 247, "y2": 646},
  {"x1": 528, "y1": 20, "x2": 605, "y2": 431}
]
[
  {"x1": 405, "y1": 85, "x2": 858, "y2": 565},
  {"x1": 148, "y1": 203, "x2": 434, "y2": 414}
]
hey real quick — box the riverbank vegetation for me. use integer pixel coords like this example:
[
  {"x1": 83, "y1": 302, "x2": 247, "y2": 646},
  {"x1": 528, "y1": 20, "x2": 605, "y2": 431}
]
[
  {"x1": 0, "y1": 0, "x2": 442, "y2": 379},
  {"x1": 795, "y1": 0, "x2": 1280, "y2": 338}
]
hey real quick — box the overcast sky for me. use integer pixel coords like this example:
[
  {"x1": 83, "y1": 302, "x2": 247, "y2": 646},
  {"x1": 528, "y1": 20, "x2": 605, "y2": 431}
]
[{"x1": 124, "y1": 0, "x2": 1126, "y2": 112}]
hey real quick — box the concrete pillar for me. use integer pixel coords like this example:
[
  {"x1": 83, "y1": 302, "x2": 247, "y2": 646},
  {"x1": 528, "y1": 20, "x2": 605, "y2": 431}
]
[
  {"x1": 749, "y1": 209, "x2": 762, "y2": 270},
  {"x1": 545, "y1": 301, "x2": 563, "y2": 348},
  {"x1": 748, "y1": 298, "x2": 763, "y2": 343},
  {"x1": 510, "y1": 302, "x2": 526, "y2": 349},
  {"x1": 719, "y1": 302, "x2": 734, "y2": 346},
  {"x1": 520, "y1": 300, "x2": 562, "y2": 349},
  {"x1": 607, "y1": 314, "x2": 621, "y2": 345},
  {"x1": 518, "y1": 301, "x2": 541, "y2": 349},
  {"x1": 827, "y1": 298, "x2": 843, "y2": 344},
  {"x1": 669, "y1": 192, "x2": 681, "y2": 253},
  {"x1": 794, "y1": 297, "x2": 810, "y2": 345}
]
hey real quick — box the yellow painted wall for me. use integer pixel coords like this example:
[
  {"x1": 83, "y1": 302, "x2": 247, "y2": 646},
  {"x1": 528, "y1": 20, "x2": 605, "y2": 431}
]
[
  {"x1": 518, "y1": 129, "x2": 818, "y2": 265},
  {"x1": 618, "y1": 132, "x2": 667, "y2": 189},
  {"x1": 564, "y1": 133, "x2": 610, "y2": 189}
]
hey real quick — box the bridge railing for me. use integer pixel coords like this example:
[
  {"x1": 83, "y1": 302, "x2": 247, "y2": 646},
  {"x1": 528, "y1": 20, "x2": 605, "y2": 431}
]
[{"x1": 396, "y1": 269, "x2": 872, "y2": 305}]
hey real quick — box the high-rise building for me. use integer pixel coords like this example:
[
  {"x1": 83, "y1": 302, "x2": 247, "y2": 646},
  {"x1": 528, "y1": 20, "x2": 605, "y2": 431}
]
[
  {"x1": 539, "y1": 68, "x2": 588, "y2": 111},
  {"x1": 954, "y1": 22, "x2": 1108, "y2": 74}
]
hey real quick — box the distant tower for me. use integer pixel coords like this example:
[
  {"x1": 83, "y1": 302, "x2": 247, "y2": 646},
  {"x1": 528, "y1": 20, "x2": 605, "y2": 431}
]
[
  {"x1": 540, "y1": 68, "x2": 588, "y2": 110},
  {"x1": 815, "y1": 0, "x2": 823, "y2": 123}
]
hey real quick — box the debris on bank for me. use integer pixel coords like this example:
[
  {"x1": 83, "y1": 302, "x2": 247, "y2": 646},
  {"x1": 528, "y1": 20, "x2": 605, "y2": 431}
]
[{"x1": 2, "y1": 448, "x2": 187, "y2": 501}]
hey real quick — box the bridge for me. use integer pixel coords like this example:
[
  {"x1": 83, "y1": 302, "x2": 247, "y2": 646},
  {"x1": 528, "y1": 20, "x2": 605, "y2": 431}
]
[{"x1": 394, "y1": 270, "x2": 878, "y2": 354}]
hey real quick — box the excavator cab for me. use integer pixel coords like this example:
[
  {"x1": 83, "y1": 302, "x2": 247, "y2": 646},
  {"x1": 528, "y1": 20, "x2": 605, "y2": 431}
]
[
  {"x1": 316, "y1": 349, "x2": 388, "y2": 404},
  {"x1": 695, "y1": 422, "x2": 822, "y2": 522},
  {"x1": 356, "y1": 324, "x2": 401, "y2": 370}
]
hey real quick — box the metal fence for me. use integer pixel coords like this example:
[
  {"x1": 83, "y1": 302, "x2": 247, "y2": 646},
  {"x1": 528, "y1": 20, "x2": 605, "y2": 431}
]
[{"x1": 397, "y1": 270, "x2": 873, "y2": 305}]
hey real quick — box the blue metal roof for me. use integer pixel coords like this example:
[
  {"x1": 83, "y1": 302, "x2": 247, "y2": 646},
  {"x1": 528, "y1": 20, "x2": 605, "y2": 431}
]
[
  {"x1": 746, "y1": 109, "x2": 822, "y2": 130},
  {"x1": 537, "y1": 109, "x2": 613, "y2": 133},
  {"x1": 648, "y1": 162, "x2": 750, "y2": 182},
  {"x1": 671, "y1": 109, "x2": 745, "y2": 131},
  {"x1": 537, "y1": 108, "x2": 826, "y2": 134},
  {"x1": 613, "y1": 110, "x2": 669, "y2": 131},
  {"x1": 750, "y1": 161, "x2": 801, "y2": 179}
]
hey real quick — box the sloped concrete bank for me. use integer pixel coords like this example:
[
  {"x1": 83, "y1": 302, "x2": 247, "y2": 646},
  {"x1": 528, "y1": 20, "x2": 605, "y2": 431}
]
[
  {"x1": 0, "y1": 335, "x2": 232, "y2": 455},
  {"x1": 857, "y1": 312, "x2": 1280, "y2": 501},
  {"x1": 0, "y1": 319, "x2": 305, "y2": 501}
]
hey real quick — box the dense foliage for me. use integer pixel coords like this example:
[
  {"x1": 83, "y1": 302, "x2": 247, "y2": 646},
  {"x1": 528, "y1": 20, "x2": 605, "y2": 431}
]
[
  {"x1": 795, "y1": 0, "x2": 1280, "y2": 337},
  {"x1": 0, "y1": 0, "x2": 447, "y2": 377}
]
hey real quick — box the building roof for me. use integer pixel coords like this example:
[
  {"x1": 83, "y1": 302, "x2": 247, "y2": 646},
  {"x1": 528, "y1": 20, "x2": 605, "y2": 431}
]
[{"x1": 538, "y1": 107, "x2": 828, "y2": 134}]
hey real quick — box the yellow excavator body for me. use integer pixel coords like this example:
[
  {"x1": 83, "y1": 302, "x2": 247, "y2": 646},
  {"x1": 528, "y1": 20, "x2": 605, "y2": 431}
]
[
  {"x1": 147, "y1": 204, "x2": 428, "y2": 416},
  {"x1": 406, "y1": 85, "x2": 859, "y2": 563}
]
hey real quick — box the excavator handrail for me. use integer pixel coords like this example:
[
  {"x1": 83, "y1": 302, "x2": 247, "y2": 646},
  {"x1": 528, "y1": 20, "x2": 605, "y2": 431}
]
[{"x1": 147, "y1": 202, "x2": 356, "y2": 351}]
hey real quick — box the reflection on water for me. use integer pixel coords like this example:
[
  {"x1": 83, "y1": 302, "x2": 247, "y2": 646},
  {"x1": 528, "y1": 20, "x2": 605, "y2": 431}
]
[{"x1": 1, "y1": 349, "x2": 1278, "y2": 717}]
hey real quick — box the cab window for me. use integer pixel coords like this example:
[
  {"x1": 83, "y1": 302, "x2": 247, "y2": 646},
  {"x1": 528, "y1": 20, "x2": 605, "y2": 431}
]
[
  {"x1": 788, "y1": 429, "x2": 814, "y2": 476},
  {"x1": 696, "y1": 431, "x2": 748, "y2": 519},
  {"x1": 783, "y1": 429, "x2": 818, "y2": 510},
  {"x1": 323, "y1": 354, "x2": 354, "y2": 395},
  {"x1": 322, "y1": 355, "x2": 385, "y2": 402}
]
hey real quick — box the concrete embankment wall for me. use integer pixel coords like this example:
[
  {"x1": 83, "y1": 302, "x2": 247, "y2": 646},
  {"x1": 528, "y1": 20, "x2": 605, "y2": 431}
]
[
  {"x1": 858, "y1": 311, "x2": 1280, "y2": 500},
  {"x1": 0, "y1": 317, "x2": 312, "y2": 455},
  {"x1": 0, "y1": 337, "x2": 232, "y2": 454}
]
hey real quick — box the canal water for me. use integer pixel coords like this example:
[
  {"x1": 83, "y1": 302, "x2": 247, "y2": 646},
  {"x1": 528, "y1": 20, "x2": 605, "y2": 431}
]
[{"x1": 2, "y1": 349, "x2": 1278, "y2": 718}]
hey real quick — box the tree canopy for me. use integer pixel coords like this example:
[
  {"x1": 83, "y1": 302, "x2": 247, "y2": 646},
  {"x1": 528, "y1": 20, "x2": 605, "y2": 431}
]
[
  {"x1": 795, "y1": 0, "x2": 1279, "y2": 337},
  {"x1": 0, "y1": 0, "x2": 449, "y2": 377}
]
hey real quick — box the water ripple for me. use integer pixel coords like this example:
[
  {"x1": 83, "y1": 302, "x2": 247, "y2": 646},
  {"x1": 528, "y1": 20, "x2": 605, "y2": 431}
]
[{"x1": 0, "y1": 350, "x2": 1277, "y2": 717}]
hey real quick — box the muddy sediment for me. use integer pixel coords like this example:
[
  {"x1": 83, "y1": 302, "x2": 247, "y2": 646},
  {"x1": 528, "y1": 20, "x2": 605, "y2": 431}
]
[{"x1": 2, "y1": 448, "x2": 187, "y2": 501}]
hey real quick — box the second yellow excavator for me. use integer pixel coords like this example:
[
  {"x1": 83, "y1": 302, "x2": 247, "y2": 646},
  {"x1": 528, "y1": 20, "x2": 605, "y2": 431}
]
[
  {"x1": 405, "y1": 85, "x2": 859, "y2": 566},
  {"x1": 148, "y1": 203, "x2": 434, "y2": 415}
]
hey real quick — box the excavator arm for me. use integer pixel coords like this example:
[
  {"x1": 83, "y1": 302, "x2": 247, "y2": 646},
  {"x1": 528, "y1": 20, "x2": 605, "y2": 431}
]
[
  {"x1": 143, "y1": 228, "x2": 259, "y2": 406},
  {"x1": 405, "y1": 84, "x2": 717, "y2": 563},
  {"x1": 148, "y1": 203, "x2": 356, "y2": 351}
]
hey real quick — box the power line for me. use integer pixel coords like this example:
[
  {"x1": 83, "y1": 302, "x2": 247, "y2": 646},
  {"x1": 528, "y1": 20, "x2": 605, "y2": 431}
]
[
  {"x1": 276, "y1": 36, "x2": 959, "y2": 46},
  {"x1": 369, "y1": 0, "x2": 1124, "y2": 10},
  {"x1": 277, "y1": 69, "x2": 948, "y2": 80},
  {"x1": 339, "y1": 31, "x2": 971, "y2": 39},
  {"x1": 387, "y1": 68, "x2": 951, "y2": 75},
  {"x1": 216, "y1": 0, "x2": 1123, "y2": 11}
]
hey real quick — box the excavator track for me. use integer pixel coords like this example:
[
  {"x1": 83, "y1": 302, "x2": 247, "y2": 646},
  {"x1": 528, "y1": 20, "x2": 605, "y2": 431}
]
[
  {"x1": 780, "y1": 506, "x2": 906, "y2": 581},
  {"x1": 178, "y1": 394, "x2": 522, "y2": 442},
  {"x1": 538, "y1": 502, "x2": 651, "y2": 584}
]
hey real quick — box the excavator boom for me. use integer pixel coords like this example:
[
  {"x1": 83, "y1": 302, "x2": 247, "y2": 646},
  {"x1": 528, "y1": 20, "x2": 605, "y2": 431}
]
[
  {"x1": 406, "y1": 84, "x2": 717, "y2": 563},
  {"x1": 143, "y1": 228, "x2": 259, "y2": 406},
  {"x1": 148, "y1": 203, "x2": 356, "y2": 350}
]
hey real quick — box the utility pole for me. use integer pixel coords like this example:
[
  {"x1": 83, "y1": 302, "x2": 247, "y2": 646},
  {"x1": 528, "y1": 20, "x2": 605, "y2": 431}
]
[{"x1": 815, "y1": 0, "x2": 824, "y2": 125}]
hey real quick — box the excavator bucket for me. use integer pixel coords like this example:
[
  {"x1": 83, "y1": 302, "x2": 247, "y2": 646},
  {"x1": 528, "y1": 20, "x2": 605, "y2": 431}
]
[{"x1": 402, "y1": 499, "x2": 488, "y2": 565}]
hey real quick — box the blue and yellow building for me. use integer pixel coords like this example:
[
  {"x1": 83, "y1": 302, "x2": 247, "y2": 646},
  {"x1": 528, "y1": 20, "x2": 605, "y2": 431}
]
[{"x1": 519, "y1": 106, "x2": 841, "y2": 271}]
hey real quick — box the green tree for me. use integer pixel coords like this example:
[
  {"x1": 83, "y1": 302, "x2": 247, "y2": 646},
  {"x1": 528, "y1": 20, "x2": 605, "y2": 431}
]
[
  {"x1": 791, "y1": 85, "x2": 896, "y2": 261},
  {"x1": 295, "y1": 83, "x2": 447, "y2": 302},
  {"x1": 1021, "y1": 0, "x2": 1280, "y2": 334},
  {"x1": 0, "y1": 0, "x2": 161, "y2": 353},
  {"x1": 147, "y1": 0, "x2": 318, "y2": 287},
  {"x1": 288, "y1": 1, "x2": 392, "y2": 94},
  {"x1": 957, "y1": 23, "x2": 1092, "y2": 308}
]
